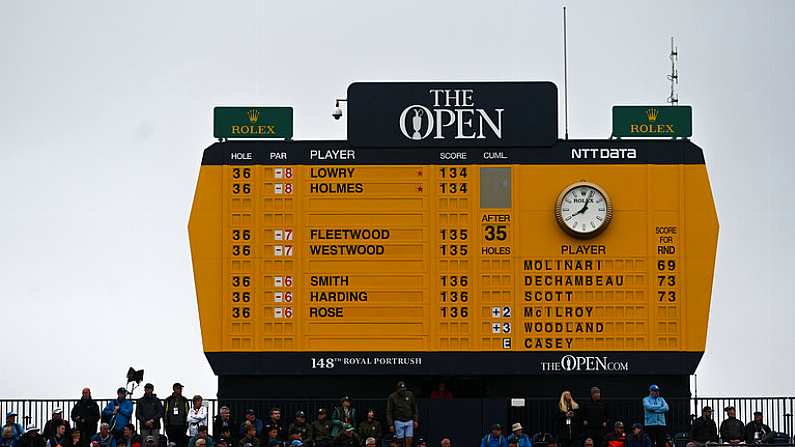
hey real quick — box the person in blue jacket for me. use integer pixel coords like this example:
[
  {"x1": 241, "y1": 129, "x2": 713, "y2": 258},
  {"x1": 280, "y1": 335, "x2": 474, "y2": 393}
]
[
  {"x1": 4, "y1": 412, "x2": 24, "y2": 441},
  {"x1": 102, "y1": 389, "x2": 134, "y2": 440},
  {"x1": 507, "y1": 423, "x2": 531, "y2": 447},
  {"x1": 642, "y1": 385, "x2": 669, "y2": 447},
  {"x1": 481, "y1": 425, "x2": 508, "y2": 447}
]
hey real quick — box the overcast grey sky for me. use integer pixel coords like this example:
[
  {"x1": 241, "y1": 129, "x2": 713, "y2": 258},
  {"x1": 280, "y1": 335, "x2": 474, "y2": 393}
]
[{"x1": 1, "y1": 0, "x2": 793, "y2": 399}]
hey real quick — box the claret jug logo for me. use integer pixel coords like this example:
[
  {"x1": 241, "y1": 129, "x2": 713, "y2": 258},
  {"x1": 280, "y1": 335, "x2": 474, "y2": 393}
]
[{"x1": 399, "y1": 89, "x2": 504, "y2": 141}]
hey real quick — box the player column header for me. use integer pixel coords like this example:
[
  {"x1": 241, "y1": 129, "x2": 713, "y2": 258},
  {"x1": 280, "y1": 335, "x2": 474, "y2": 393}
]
[{"x1": 346, "y1": 82, "x2": 558, "y2": 148}]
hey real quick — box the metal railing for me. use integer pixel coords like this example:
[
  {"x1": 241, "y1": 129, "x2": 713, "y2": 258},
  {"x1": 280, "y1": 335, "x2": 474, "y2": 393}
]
[
  {"x1": 508, "y1": 397, "x2": 795, "y2": 438},
  {"x1": 2, "y1": 397, "x2": 793, "y2": 440}
]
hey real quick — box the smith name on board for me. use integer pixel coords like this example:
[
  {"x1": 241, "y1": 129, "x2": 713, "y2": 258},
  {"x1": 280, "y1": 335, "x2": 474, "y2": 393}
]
[
  {"x1": 307, "y1": 275, "x2": 368, "y2": 318},
  {"x1": 309, "y1": 167, "x2": 364, "y2": 194}
]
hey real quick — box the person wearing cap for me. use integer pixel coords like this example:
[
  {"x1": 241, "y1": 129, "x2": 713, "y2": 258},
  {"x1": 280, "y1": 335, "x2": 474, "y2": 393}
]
[
  {"x1": 308, "y1": 409, "x2": 333, "y2": 447},
  {"x1": 188, "y1": 426, "x2": 215, "y2": 447},
  {"x1": 439, "y1": 439, "x2": 451, "y2": 447},
  {"x1": 744, "y1": 411, "x2": 772, "y2": 444},
  {"x1": 386, "y1": 382, "x2": 417, "y2": 447},
  {"x1": 719, "y1": 407, "x2": 744, "y2": 444},
  {"x1": 4, "y1": 412, "x2": 24, "y2": 441},
  {"x1": 364, "y1": 438, "x2": 376, "y2": 447},
  {"x1": 331, "y1": 398, "x2": 356, "y2": 438},
  {"x1": 43, "y1": 410, "x2": 71, "y2": 440},
  {"x1": 288, "y1": 412, "x2": 309, "y2": 442},
  {"x1": 72, "y1": 389, "x2": 100, "y2": 446},
  {"x1": 19, "y1": 426, "x2": 46, "y2": 447},
  {"x1": 480, "y1": 424, "x2": 507, "y2": 447},
  {"x1": 331, "y1": 424, "x2": 359, "y2": 447},
  {"x1": 237, "y1": 423, "x2": 260, "y2": 447},
  {"x1": 163, "y1": 383, "x2": 190, "y2": 447},
  {"x1": 136, "y1": 384, "x2": 163, "y2": 446},
  {"x1": 187, "y1": 396, "x2": 208, "y2": 438},
  {"x1": 102, "y1": 389, "x2": 133, "y2": 440},
  {"x1": 290, "y1": 441, "x2": 304, "y2": 447},
  {"x1": 556, "y1": 391, "x2": 579, "y2": 447},
  {"x1": 357, "y1": 410, "x2": 382, "y2": 447},
  {"x1": 689, "y1": 407, "x2": 717, "y2": 446},
  {"x1": 89, "y1": 424, "x2": 115, "y2": 447},
  {"x1": 213, "y1": 407, "x2": 237, "y2": 444},
  {"x1": 2, "y1": 426, "x2": 19, "y2": 447},
  {"x1": 642, "y1": 385, "x2": 668, "y2": 447},
  {"x1": 625, "y1": 425, "x2": 650, "y2": 447},
  {"x1": 238, "y1": 411, "x2": 263, "y2": 439},
  {"x1": 507, "y1": 423, "x2": 531, "y2": 447},
  {"x1": 605, "y1": 422, "x2": 627, "y2": 447},
  {"x1": 263, "y1": 409, "x2": 286, "y2": 443},
  {"x1": 581, "y1": 387, "x2": 608, "y2": 447},
  {"x1": 414, "y1": 438, "x2": 427, "y2": 447}
]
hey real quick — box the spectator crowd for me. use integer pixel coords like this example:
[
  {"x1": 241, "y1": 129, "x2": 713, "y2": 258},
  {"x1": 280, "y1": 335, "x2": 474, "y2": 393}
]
[{"x1": 0, "y1": 382, "x2": 784, "y2": 447}]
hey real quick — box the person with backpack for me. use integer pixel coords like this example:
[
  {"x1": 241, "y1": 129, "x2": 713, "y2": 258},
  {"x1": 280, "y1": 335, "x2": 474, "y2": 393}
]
[{"x1": 480, "y1": 425, "x2": 507, "y2": 447}]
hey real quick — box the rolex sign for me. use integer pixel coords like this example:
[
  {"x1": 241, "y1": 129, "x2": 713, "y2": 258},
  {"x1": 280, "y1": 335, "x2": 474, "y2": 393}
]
[{"x1": 347, "y1": 82, "x2": 558, "y2": 148}]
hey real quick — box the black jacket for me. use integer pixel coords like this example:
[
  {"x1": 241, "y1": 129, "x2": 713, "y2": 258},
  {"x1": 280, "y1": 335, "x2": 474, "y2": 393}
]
[
  {"x1": 287, "y1": 422, "x2": 309, "y2": 441},
  {"x1": 213, "y1": 416, "x2": 238, "y2": 442},
  {"x1": 43, "y1": 420, "x2": 71, "y2": 440},
  {"x1": 744, "y1": 422, "x2": 772, "y2": 443},
  {"x1": 581, "y1": 399, "x2": 608, "y2": 431},
  {"x1": 163, "y1": 395, "x2": 190, "y2": 428},
  {"x1": 18, "y1": 433, "x2": 46, "y2": 447},
  {"x1": 72, "y1": 398, "x2": 101, "y2": 435},
  {"x1": 263, "y1": 420, "x2": 286, "y2": 442},
  {"x1": 690, "y1": 416, "x2": 718, "y2": 443},
  {"x1": 357, "y1": 420, "x2": 382, "y2": 442},
  {"x1": 556, "y1": 410, "x2": 580, "y2": 441},
  {"x1": 136, "y1": 395, "x2": 164, "y2": 429},
  {"x1": 719, "y1": 418, "x2": 745, "y2": 442}
]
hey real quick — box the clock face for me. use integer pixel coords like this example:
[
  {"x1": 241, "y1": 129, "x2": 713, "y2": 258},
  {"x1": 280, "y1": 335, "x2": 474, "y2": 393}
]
[{"x1": 555, "y1": 182, "x2": 613, "y2": 238}]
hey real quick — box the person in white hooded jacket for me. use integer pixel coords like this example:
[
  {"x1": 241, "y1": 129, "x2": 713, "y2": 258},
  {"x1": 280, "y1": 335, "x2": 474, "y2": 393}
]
[{"x1": 187, "y1": 396, "x2": 208, "y2": 438}]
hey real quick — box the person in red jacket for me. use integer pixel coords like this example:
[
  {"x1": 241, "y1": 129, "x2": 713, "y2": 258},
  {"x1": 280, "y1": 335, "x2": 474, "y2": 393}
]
[{"x1": 604, "y1": 422, "x2": 626, "y2": 447}]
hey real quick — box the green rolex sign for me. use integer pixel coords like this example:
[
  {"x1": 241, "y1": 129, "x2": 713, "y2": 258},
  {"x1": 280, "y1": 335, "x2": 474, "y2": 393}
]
[
  {"x1": 612, "y1": 105, "x2": 692, "y2": 138},
  {"x1": 214, "y1": 106, "x2": 293, "y2": 139}
]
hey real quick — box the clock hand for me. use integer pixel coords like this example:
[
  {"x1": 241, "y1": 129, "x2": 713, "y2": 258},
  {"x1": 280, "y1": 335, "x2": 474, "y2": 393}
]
[{"x1": 573, "y1": 191, "x2": 593, "y2": 216}]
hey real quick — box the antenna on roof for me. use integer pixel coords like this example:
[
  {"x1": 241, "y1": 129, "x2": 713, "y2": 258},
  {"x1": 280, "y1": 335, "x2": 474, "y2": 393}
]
[
  {"x1": 563, "y1": 6, "x2": 569, "y2": 140},
  {"x1": 667, "y1": 36, "x2": 679, "y2": 106}
]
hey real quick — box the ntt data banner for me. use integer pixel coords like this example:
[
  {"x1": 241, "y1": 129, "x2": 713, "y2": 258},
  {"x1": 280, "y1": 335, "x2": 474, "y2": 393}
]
[{"x1": 347, "y1": 82, "x2": 558, "y2": 148}]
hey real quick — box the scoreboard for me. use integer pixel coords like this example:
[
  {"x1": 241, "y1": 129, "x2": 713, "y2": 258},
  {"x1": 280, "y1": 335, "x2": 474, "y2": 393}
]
[{"x1": 189, "y1": 139, "x2": 718, "y2": 376}]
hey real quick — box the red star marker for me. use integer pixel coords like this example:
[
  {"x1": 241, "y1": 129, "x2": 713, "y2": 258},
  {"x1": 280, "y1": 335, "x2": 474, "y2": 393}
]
[
  {"x1": 417, "y1": 185, "x2": 424, "y2": 192},
  {"x1": 417, "y1": 170, "x2": 423, "y2": 176}
]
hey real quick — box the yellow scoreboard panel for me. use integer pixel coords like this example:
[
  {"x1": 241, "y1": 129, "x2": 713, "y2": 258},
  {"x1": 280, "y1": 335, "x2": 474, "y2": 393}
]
[{"x1": 189, "y1": 139, "x2": 718, "y2": 375}]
